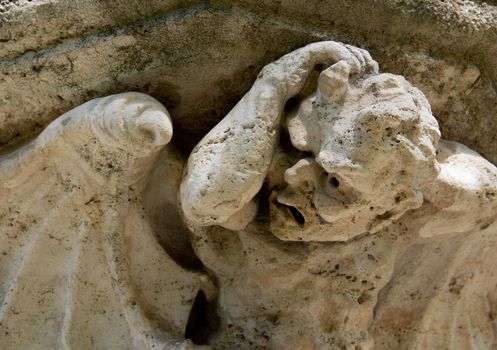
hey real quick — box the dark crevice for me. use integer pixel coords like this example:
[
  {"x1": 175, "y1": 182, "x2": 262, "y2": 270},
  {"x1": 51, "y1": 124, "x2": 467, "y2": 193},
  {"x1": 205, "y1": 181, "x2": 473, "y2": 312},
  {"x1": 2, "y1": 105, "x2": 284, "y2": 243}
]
[
  {"x1": 142, "y1": 154, "x2": 221, "y2": 344},
  {"x1": 375, "y1": 210, "x2": 393, "y2": 221},
  {"x1": 284, "y1": 96, "x2": 300, "y2": 113},
  {"x1": 278, "y1": 125, "x2": 296, "y2": 152},
  {"x1": 288, "y1": 205, "x2": 306, "y2": 225},
  {"x1": 329, "y1": 176, "x2": 340, "y2": 188},
  {"x1": 184, "y1": 290, "x2": 219, "y2": 345}
]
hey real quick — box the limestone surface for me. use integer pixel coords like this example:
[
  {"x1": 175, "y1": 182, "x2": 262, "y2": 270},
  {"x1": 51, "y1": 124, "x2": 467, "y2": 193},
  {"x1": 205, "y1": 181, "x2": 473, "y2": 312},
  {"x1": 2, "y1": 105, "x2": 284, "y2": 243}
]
[
  {"x1": 1, "y1": 0, "x2": 497, "y2": 165},
  {"x1": 1, "y1": 40, "x2": 497, "y2": 350},
  {"x1": 181, "y1": 42, "x2": 497, "y2": 349},
  {"x1": 0, "y1": 93, "x2": 209, "y2": 350}
]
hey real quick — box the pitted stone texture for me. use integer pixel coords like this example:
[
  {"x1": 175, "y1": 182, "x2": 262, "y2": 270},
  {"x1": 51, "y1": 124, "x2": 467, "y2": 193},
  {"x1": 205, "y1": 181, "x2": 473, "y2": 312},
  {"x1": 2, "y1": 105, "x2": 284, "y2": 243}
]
[
  {"x1": 0, "y1": 93, "x2": 208, "y2": 350},
  {"x1": 181, "y1": 42, "x2": 442, "y2": 242},
  {"x1": 1, "y1": 0, "x2": 497, "y2": 167},
  {"x1": 1, "y1": 39, "x2": 497, "y2": 350},
  {"x1": 181, "y1": 42, "x2": 497, "y2": 349},
  {"x1": 274, "y1": 70, "x2": 439, "y2": 241},
  {"x1": 181, "y1": 41, "x2": 379, "y2": 232}
]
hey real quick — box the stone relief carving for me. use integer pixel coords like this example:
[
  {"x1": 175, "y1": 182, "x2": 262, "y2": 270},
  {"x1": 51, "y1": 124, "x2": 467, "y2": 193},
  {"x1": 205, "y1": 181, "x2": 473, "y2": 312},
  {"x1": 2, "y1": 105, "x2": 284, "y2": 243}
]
[
  {"x1": 1, "y1": 42, "x2": 496, "y2": 349},
  {"x1": 0, "y1": 93, "x2": 211, "y2": 350}
]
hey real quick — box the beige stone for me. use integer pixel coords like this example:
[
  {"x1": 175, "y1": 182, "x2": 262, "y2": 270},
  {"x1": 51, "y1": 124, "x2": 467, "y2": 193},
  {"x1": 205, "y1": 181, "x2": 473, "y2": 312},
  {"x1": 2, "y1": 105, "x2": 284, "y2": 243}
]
[
  {"x1": 0, "y1": 93, "x2": 209, "y2": 349},
  {"x1": 181, "y1": 42, "x2": 497, "y2": 349},
  {"x1": 1, "y1": 0, "x2": 497, "y2": 166},
  {"x1": 1, "y1": 40, "x2": 497, "y2": 350}
]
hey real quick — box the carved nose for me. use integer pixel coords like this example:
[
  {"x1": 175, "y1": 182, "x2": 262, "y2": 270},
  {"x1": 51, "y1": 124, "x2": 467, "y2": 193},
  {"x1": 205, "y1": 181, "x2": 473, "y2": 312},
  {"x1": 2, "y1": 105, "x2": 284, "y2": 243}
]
[
  {"x1": 284, "y1": 158, "x2": 322, "y2": 186},
  {"x1": 135, "y1": 109, "x2": 173, "y2": 146}
]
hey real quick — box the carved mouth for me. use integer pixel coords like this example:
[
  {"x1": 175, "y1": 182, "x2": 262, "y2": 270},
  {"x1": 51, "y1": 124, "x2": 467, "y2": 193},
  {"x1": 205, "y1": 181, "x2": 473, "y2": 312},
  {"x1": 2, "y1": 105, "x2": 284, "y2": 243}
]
[
  {"x1": 286, "y1": 205, "x2": 306, "y2": 225},
  {"x1": 269, "y1": 192, "x2": 307, "y2": 227},
  {"x1": 268, "y1": 191, "x2": 348, "y2": 242},
  {"x1": 269, "y1": 190, "x2": 332, "y2": 227}
]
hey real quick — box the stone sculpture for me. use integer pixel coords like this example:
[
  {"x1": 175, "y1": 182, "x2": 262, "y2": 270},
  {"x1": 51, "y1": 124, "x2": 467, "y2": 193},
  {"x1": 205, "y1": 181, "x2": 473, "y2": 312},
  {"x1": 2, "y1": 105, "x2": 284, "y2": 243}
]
[
  {"x1": 0, "y1": 93, "x2": 211, "y2": 349},
  {"x1": 1, "y1": 42, "x2": 496, "y2": 349}
]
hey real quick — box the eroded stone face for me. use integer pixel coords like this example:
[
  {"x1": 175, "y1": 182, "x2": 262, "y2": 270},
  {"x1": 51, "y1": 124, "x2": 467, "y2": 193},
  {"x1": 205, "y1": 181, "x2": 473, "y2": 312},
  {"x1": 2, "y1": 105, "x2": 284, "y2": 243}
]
[
  {"x1": 270, "y1": 65, "x2": 441, "y2": 241},
  {"x1": 180, "y1": 41, "x2": 497, "y2": 349}
]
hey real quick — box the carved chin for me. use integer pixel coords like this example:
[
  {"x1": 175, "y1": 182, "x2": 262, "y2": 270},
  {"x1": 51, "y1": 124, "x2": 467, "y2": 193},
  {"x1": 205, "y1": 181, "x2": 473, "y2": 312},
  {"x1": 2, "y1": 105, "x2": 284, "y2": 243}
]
[{"x1": 268, "y1": 192, "x2": 367, "y2": 242}]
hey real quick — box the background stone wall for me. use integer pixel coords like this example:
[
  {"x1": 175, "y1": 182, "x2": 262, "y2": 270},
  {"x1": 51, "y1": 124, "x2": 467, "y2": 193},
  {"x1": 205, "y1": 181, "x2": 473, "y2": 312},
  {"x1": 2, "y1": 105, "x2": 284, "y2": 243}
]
[{"x1": 1, "y1": 0, "x2": 496, "y2": 162}]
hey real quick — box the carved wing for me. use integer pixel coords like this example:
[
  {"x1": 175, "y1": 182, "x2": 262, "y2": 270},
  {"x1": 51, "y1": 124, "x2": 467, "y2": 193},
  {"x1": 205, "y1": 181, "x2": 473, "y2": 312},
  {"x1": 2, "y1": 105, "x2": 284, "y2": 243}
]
[{"x1": 0, "y1": 93, "x2": 205, "y2": 350}]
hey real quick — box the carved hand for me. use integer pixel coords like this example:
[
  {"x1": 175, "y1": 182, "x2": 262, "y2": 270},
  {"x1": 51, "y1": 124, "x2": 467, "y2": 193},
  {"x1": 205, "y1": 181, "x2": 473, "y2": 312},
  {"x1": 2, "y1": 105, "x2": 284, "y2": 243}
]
[{"x1": 258, "y1": 41, "x2": 378, "y2": 98}]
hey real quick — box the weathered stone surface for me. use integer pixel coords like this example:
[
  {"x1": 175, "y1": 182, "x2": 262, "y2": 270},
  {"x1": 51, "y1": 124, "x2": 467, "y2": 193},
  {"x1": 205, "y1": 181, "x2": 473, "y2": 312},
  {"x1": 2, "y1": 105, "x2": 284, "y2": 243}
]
[
  {"x1": 3, "y1": 41, "x2": 495, "y2": 349},
  {"x1": 0, "y1": 1, "x2": 496, "y2": 164},
  {"x1": 0, "y1": 93, "x2": 209, "y2": 349},
  {"x1": 180, "y1": 42, "x2": 497, "y2": 349},
  {"x1": 1, "y1": 1, "x2": 497, "y2": 348}
]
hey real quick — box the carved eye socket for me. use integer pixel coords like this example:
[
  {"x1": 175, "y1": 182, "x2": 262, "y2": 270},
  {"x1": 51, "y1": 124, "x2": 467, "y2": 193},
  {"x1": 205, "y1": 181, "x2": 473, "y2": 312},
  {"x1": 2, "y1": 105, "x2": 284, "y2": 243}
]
[
  {"x1": 329, "y1": 176, "x2": 340, "y2": 188},
  {"x1": 321, "y1": 173, "x2": 342, "y2": 197}
]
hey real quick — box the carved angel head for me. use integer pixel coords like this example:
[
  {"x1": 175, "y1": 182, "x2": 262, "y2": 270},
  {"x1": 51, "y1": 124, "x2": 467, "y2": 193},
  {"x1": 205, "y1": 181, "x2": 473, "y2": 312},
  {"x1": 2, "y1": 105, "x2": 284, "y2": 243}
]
[{"x1": 269, "y1": 61, "x2": 441, "y2": 241}]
